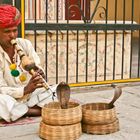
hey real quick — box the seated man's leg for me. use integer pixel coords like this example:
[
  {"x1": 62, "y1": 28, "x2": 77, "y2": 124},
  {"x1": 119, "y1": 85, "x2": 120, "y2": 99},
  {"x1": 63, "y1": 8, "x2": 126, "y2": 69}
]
[
  {"x1": 25, "y1": 106, "x2": 41, "y2": 116},
  {"x1": 0, "y1": 94, "x2": 28, "y2": 122},
  {"x1": 27, "y1": 85, "x2": 58, "y2": 108}
]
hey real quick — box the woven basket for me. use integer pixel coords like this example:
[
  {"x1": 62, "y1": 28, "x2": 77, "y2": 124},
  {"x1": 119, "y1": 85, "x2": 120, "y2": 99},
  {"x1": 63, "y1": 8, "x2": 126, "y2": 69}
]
[
  {"x1": 82, "y1": 103, "x2": 117, "y2": 125},
  {"x1": 39, "y1": 121, "x2": 82, "y2": 140},
  {"x1": 42, "y1": 101, "x2": 82, "y2": 125},
  {"x1": 82, "y1": 87, "x2": 122, "y2": 135},
  {"x1": 82, "y1": 118, "x2": 119, "y2": 135}
]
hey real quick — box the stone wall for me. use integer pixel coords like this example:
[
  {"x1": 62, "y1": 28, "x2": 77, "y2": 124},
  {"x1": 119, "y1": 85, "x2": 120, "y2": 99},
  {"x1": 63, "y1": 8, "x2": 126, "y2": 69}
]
[{"x1": 25, "y1": 31, "x2": 131, "y2": 84}]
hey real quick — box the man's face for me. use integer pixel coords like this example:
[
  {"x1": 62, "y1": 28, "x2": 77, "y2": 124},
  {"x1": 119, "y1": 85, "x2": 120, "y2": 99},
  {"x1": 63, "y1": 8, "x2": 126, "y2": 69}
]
[{"x1": 0, "y1": 26, "x2": 18, "y2": 48}]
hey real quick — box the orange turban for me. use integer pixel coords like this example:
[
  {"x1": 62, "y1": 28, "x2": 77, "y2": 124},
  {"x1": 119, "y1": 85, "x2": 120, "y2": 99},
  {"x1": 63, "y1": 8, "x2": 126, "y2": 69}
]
[{"x1": 0, "y1": 4, "x2": 21, "y2": 28}]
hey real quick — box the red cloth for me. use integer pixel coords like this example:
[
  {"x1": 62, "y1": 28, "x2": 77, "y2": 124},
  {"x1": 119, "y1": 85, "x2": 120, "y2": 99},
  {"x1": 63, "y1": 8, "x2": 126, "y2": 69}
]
[{"x1": 0, "y1": 4, "x2": 21, "y2": 28}]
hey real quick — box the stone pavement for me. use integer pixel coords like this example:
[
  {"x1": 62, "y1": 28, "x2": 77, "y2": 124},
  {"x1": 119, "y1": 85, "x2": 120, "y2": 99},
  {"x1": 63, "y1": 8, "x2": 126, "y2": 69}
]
[{"x1": 0, "y1": 84, "x2": 140, "y2": 140}]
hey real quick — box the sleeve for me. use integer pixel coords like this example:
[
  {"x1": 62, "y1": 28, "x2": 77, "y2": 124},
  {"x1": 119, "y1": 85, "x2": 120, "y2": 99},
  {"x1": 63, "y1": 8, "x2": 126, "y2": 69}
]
[{"x1": 0, "y1": 66, "x2": 24, "y2": 99}]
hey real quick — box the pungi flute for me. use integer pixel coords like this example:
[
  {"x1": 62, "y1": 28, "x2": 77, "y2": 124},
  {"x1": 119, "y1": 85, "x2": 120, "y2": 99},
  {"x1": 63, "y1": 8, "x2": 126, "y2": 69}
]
[{"x1": 10, "y1": 39, "x2": 53, "y2": 101}]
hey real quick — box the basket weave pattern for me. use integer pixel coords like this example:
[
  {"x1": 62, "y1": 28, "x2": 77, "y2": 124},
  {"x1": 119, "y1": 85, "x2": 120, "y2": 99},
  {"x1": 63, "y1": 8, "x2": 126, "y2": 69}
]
[
  {"x1": 82, "y1": 103, "x2": 119, "y2": 135},
  {"x1": 42, "y1": 102, "x2": 82, "y2": 125},
  {"x1": 39, "y1": 121, "x2": 82, "y2": 140},
  {"x1": 39, "y1": 101, "x2": 82, "y2": 140},
  {"x1": 82, "y1": 118, "x2": 119, "y2": 135},
  {"x1": 82, "y1": 103, "x2": 117, "y2": 125}
]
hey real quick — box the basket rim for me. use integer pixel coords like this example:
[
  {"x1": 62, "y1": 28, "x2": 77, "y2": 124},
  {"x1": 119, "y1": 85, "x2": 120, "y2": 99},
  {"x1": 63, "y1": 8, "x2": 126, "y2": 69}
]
[
  {"x1": 82, "y1": 102, "x2": 115, "y2": 111},
  {"x1": 43, "y1": 101, "x2": 81, "y2": 110}
]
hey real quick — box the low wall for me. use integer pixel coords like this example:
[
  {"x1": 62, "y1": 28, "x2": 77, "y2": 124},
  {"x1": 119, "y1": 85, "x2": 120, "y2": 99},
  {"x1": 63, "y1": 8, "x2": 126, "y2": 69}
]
[{"x1": 25, "y1": 30, "x2": 131, "y2": 84}]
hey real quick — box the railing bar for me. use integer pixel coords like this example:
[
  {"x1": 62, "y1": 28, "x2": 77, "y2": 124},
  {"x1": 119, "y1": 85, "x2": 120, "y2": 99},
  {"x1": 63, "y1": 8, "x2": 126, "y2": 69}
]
[
  {"x1": 106, "y1": 0, "x2": 108, "y2": 24},
  {"x1": 130, "y1": 0, "x2": 134, "y2": 78},
  {"x1": 131, "y1": 0, "x2": 134, "y2": 24},
  {"x1": 56, "y1": 0, "x2": 59, "y2": 23},
  {"x1": 55, "y1": 0, "x2": 59, "y2": 83},
  {"x1": 138, "y1": 1, "x2": 140, "y2": 77},
  {"x1": 33, "y1": 34, "x2": 37, "y2": 51},
  {"x1": 104, "y1": 0, "x2": 108, "y2": 80},
  {"x1": 113, "y1": 0, "x2": 118, "y2": 80},
  {"x1": 115, "y1": 0, "x2": 117, "y2": 23},
  {"x1": 121, "y1": 0, "x2": 126, "y2": 79},
  {"x1": 45, "y1": 30, "x2": 48, "y2": 81},
  {"x1": 113, "y1": 30, "x2": 116, "y2": 80},
  {"x1": 33, "y1": 0, "x2": 37, "y2": 51},
  {"x1": 95, "y1": 30, "x2": 98, "y2": 81},
  {"x1": 66, "y1": 30, "x2": 69, "y2": 83},
  {"x1": 121, "y1": 30, "x2": 125, "y2": 79},
  {"x1": 76, "y1": 30, "x2": 79, "y2": 83},
  {"x1": 138, "y1": 30, "x2": 140, "y2": 77},
  {"x1": 104, "y1": 30, "x2": 107, "y2": 81},
  {"x1": 25, "y1": 24, "x2": 140, "y2": 30},
  {"x1": 56, "y1": 30, "x2": 59, "y2": 83},
  {"x1": 46, "y1": 0, "x2": 48, "y2": 23},
  {"x1": 86, "y1": 0, "x2": 90, "y2": 23},
  {"x1": 66, "y1": 0, "x2": 69, "y2": 24},
  {"x1": 85, "y1": 30, "x2": 89, "y2": 82},
  {"x1": 34, "y1": 0, "x2": 36, "y2": 23},
  {"x1": 130, "y1": 31, "x2": 133, "y2": 78}
]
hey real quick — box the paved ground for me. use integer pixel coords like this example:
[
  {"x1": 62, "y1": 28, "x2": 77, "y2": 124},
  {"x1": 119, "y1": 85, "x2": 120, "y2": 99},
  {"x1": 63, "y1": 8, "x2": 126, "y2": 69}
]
[{"x1": 0, "y1": 83, "x2": 140, "y2": 140}]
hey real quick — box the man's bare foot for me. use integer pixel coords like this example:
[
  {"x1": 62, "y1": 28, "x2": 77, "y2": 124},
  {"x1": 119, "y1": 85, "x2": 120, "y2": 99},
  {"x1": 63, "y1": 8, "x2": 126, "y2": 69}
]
[{"x1": 25, "y1": 106, "x2": 41, "y2": 116}]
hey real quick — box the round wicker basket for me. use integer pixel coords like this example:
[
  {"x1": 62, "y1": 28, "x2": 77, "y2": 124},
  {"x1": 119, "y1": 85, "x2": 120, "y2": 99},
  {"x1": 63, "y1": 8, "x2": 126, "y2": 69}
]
[
  {"x1": 82, "y1": 103, "x2": 117, "y2": 125},
  {"x1": 82, "y1": 118, "x2": 119, "y2": 135},
  {"x1": 39, "y1": 121, "x2": 82, "y2": 140},
  {"x1": 42, "y1": 101, "x2": 82, "y2": 125}
]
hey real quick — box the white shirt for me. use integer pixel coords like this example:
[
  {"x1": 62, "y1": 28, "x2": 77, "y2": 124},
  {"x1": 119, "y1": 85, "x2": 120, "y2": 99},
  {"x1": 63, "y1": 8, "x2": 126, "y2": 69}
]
[
  {"x1": 0, "y1": 38, "x2": 41, "y2": 98},
  {"x1": 0, "y1": 38, "x2": 56, "y2": 122}
]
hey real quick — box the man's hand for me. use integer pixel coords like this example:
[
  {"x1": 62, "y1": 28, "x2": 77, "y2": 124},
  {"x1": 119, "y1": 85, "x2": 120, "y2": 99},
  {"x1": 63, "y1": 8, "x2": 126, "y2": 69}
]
[
  {"x1": 24, "y1": 72, "x2": 44, "y2": 95},
  {"x1": 34, "y1": 66, "x2": 46, "y2": 79}
]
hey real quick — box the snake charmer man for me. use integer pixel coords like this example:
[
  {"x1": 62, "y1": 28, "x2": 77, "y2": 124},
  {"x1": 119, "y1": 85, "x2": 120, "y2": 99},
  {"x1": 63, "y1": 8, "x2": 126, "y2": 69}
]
[{"x1": 0, "y1": 4, "x2": 56, "y2": 122}]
